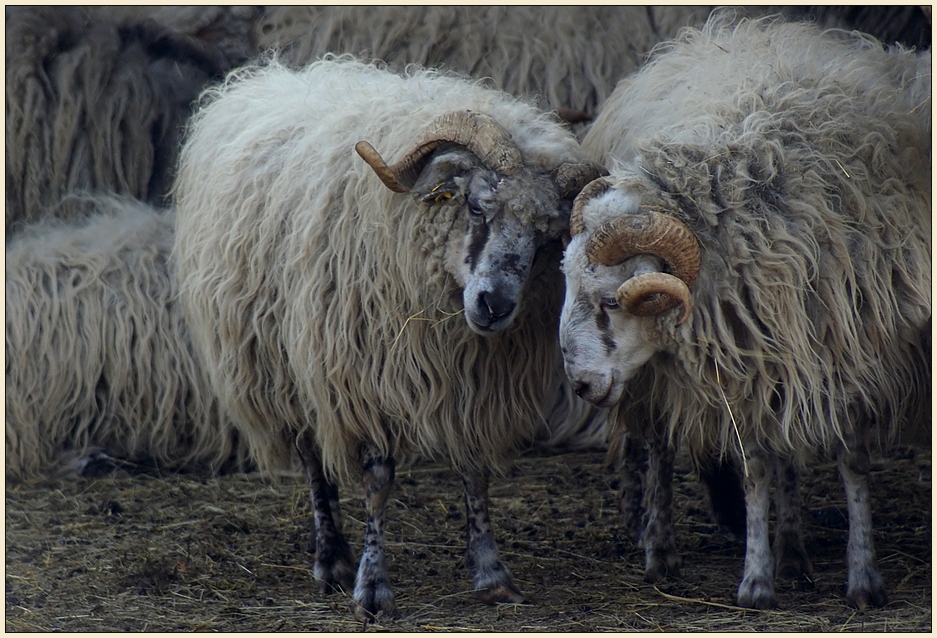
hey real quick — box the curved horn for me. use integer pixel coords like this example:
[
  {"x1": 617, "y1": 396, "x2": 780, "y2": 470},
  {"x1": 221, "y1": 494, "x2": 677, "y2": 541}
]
[
  {"x1": 355, "y1": 141, "x2": 408, "y2": 192},
  {"x1": 355, "y1": 110, "x2": 523, "y2": 192},
  {"x1": 553, "y1": 161, "x2": 609, "y2": 200},
  {"x1": 616, "y1": 272, "x2": 693, "y2": 324},
  {"x1": 569, "y1": 177, "x2": 612, "y2": 237},
  {"x1": 586, "y1": 210, "x2": 700, "y2": 287}
]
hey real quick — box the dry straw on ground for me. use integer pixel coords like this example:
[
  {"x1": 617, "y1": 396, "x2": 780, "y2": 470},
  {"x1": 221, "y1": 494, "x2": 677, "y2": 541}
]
[{"x1": 5, "y1": 447, "x2": 930, "y2": 632}]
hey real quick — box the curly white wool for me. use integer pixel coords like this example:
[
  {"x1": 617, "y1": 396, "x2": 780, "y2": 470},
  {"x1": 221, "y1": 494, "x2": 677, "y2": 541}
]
[{"x1": 173, "y1": 56, "x2": 595, "y2": 482}]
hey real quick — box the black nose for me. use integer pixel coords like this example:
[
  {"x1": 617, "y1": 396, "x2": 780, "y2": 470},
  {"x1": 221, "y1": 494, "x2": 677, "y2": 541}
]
[
  {"x1": 573, "y1": 380, "x2": 590, "y2": 398},
  {"x1": 478, "y1": 291, "x2": 515, "y2": 322}
]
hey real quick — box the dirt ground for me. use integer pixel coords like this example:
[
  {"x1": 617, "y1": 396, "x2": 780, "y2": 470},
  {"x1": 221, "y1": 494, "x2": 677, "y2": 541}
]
[{"x1": 5, "y1": 446, "x2": 931, "y2": 632}]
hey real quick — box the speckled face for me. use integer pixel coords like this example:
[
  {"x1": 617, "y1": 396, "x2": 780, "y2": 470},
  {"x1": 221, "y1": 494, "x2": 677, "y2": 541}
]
[
  {"x1": 454, "y1": 170, "x2": 567, "y2": 334},
  {"x1": 407, "y1": 145, "x2": 573, "y2": 335},
  {"x1": 558, "y1": 191, "x2": 662, "y2": 407}
]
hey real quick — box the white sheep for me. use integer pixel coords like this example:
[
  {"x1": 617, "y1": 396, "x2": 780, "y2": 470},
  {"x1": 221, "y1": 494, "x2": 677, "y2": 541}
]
[
  {"x1": 561, "y1": 15, "x2": 930, "y2": 610},
  {"x1": 246, "y1": 5, "x2": 722, "y2": 454},
  {"x1": 5, "y1": 194, "x2": 250, "y2": 481},
  {"x1": 252, "y1": 6, "x2": 715, "y2": 123},
  {"x1": 172, "y1": 56, "x2": 606, "y2": 619},
  {"x1": 5, "y1": 6, "x2": 258, "y2": 234}
]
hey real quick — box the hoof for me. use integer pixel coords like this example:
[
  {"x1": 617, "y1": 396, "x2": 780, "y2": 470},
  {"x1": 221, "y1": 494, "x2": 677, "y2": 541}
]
[
  {"x1": 353, "y1": 580, "x2": 396, "y2": 621},
  {"x1": 314, "y1": 550, "x2": 356, "y2": 595},
  {"x1": 737, "y1": 577, "x2": 778, "y2": 610},
  {"x1": 477, "y1": 582, "x2": 530, "y2": 606},
  {"x1": 846, "y1": 587, "x2": 888, "y2": 610},
  {"x1": 644, "y1": 548, "x2": 681, "y2": 583},
  {"x1": 846, "y1": 568, "x2": 887, "y2": 610},
  {"x1": 774, "y1": 534, "x2": 813, "y2": 580},
  {"x1": 775, "y1": 550, "x2": 813, "y2": 581}
]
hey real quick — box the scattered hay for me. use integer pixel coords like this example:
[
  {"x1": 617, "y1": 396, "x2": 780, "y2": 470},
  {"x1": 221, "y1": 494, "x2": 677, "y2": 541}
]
[{"x1": 5, "y1": 447, "x2": 930, "y2": 631}]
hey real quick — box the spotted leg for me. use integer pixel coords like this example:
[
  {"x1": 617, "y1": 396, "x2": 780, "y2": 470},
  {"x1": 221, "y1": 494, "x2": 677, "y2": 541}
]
[
  {"x1": 737, "y1": 451, "x2": 778, "y2": 610},
  {"x1": 353, "y1": 442, "x2": 397, "y2": 621},
  {"x1": 295, "y1": 432, "x2": 355, "y2": 594},
  {"x1": 640, "y1": 425, "x2": 680, "y2": 582},
  {"x1": 838, "y1": 435, "x2": 887, "y2": 609},
  {"x1": 773, "y1": 457, "x2": 812, "y2": 580},
  {"x1": 461, "y1": 469, "x2": 528, "y2": 605}
]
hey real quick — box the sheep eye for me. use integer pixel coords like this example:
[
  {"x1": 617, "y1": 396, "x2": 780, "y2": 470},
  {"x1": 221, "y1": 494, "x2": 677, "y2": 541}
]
[{"x1": 600, "y1": 296, "x2": 619, "y2": 310}]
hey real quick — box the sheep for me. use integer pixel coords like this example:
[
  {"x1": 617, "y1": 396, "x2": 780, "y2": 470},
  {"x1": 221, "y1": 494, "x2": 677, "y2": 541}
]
[
  {"x1": 245, "y1": 5, "x2": 717, "y2": 456},
  {"x1": 5, "y1": 194, "x2": 250, "y2": 481},
  {"x1": 251, "y1": 6, "x2": 716, "y2": 124},
  {"x1": 171, "y1": 56, "x2": 606, "y2": 619},
  {"x1": 560, "y1": 15, "x2": 930, "y2": 610},
  {"x1": 5, "y1": 6, "x2": 258, "y2": 234}
]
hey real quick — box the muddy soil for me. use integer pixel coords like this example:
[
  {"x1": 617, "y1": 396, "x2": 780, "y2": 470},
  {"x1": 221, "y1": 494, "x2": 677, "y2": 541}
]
[{"x1": 5, "y1": 447, "x2": 930, "y2": 632}]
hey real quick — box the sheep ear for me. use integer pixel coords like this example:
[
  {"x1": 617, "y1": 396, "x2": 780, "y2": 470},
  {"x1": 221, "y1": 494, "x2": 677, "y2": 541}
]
[
  {"x1": 419, "y1": 181, "x2": 458, "y2": 205},
  {"x1": 409, "y1": 147, "x2": 482, "y2": 205}
]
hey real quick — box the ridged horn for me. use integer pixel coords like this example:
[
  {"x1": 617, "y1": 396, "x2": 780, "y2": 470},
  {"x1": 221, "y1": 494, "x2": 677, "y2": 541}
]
[
  {"x1": 588, "y1": 210, "x2": 700, "y2": 322},
  {"x1": 553, "y1": 161, "x2": 609, "y2": 200},
  {"x1": 355, "y1": 110, "x2": 523, "y2": 192},
  {"x1": 585, "y1": 210, "x2": 700, "y2": 288},
  {"x1": 617, "y1": 272, "x2": 693, "y2": 325},
  {"x1": 569, "y1": 177, "x2": 612, "y2": 237}
]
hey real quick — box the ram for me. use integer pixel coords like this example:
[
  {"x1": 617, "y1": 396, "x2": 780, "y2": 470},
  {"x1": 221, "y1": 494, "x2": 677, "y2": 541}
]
[
  {"x1": 561, "y1": 15, "x2": 930, "y2": 610},
  {"x1": 172, "y1": 56, "x2": 604, "y2": 619},
  {"x1": 5, "y1": 195, "x2": 249, "y2": 480},
  {"x1": 5, "y1": 6, "x2": 257, "y2": 234}
]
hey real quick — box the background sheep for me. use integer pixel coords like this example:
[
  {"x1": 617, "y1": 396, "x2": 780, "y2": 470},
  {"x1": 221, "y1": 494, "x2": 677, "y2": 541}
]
[
  {"x1": 562, "y1": 15, "x2": 930, "y2": 610},
  {"x1": 251, "y1": 6, "x2": 715, "y2": 123},
  {"x1": 5, "y1": 194, "x2": 250, "y2": 481},
  {"x1": 5, "y1": 6, "x2": 258, "y2": 234},
  {"x1": 780, "y1": 5, "x2": 932, "y2": 49},
  {"x1": 172, "y1": 56, "x2": 605, "y2": 619}
]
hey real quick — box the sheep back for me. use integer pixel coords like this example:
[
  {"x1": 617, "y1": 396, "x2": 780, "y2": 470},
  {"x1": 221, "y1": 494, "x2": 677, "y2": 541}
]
[
  {"x1": 584, "y1": 16, "x2": 931, "y2": 458},
  {"x1": 5, "y1": 195, "x2": 246, "y2": 480},
  {"x1": 174, "y1": 57, "x2": 586, "y2": 482}
]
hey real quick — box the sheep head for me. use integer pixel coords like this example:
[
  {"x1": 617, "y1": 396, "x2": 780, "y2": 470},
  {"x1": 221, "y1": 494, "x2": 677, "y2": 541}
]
[
  {"x1": 357, "y1": 110, "x2": 605, "y2": 335},
  {"x1": 559, "y1": 177, "x2": 700, "y2": 407}
]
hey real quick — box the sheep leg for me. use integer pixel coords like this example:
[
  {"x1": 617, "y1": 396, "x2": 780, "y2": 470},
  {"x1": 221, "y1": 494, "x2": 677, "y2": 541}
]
[
  {"x1": 838, "y1": 440, "x2": 887, "y2": 609},
  {"x1": 461, "y1": 470, "x2": 528, "y2": 605},
  {"x1": 618, "y1": 432, "x2": 648, "y2": 539},
  {"x1": 737, "y1": 451, "x2": 777, "y2": 610},
  {"x1": 639, "y1": 426, "x2": 680, "y2": 582},
  {"x1": 295, "y1": 433, "x2": 355, "y2": 594},
  {"x1": 772, "y1": 457, "x2": 812, "y2": 580},
  {"x1": 353, "y1": 442, "x2": 397, "y2": 621}
]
